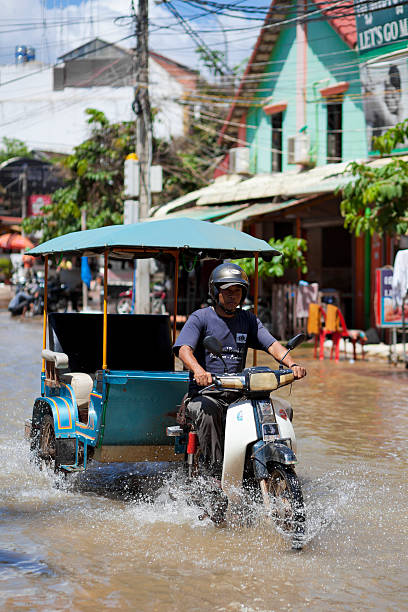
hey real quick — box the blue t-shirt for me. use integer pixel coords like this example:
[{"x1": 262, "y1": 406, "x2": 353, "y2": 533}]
[{"x1": 173, "y1": 306, "x2": 276, "y2": 393}]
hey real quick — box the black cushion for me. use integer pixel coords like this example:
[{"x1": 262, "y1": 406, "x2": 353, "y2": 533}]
[{"x1": 48, "y1": 313, "x2": 174, "y2": 373}]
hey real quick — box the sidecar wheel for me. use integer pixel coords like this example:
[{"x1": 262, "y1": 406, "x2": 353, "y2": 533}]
[
  {"x1": 260, "y1": 464, "x2": 305, "y2": 547},
  {"x1": 34, "y1": 414, "x2": 76, "y2": 472},
  {"x1": 37, "y1": 414, "x2": 57, "y2": 469}
]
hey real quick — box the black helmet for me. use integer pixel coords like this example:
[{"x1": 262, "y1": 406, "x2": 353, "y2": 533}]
[{"x1": 208, "y1": 263, "x2": 249, "y2": 305}]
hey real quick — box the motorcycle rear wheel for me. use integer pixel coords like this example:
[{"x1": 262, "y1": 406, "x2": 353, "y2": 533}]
[{"x1": 260, "y1": 463, "x2": 305, "y2": 548}]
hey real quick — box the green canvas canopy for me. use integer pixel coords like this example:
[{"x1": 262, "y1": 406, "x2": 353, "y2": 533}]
[{"x1": 28, "y1": 217, "x2": 280, "y2": 260}]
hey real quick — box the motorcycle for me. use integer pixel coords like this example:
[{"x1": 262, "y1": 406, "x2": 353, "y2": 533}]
[
  {"x1": 116, "y1": 282, "x2": 167, "y2": 315},
  {"x1": 167, "y1": 333, "x2": 306, "y2": 549},
  {"x1": 8, "y1": 279, "x2": 41, "y2": 316},
  {"x1": 242, "y1": 296, "x2": 273, "y2": 332}
]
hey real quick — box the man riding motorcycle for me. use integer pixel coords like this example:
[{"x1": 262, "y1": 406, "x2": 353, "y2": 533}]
[{"x1": 173, "y1": 263, "x2": 307, "y2": 484}]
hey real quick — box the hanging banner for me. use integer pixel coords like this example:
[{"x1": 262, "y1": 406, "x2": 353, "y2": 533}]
[
  {"x1": 28, "y1": 194, "x2": 51, "y2": 216},
  {"x1": 375, "y1": 266, "x2": 408, "y2": 327},
  {"x1": 360, "y1": 54, "x2": 408, "y2": 153},
  {"x1": 354, "y1": 0, "x2": 408, "y2": 60},
  {"x1": 354, "y1": 1, "x2": 408, "y2": 153}
]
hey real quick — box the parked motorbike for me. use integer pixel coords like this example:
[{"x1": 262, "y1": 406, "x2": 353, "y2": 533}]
[
  {"x1": 116, "y1": 282, "x2": 167, "y2": 314},
  {"x1": 242, "y1": 297, "x2": 273, "y2": 332},
  {"x1": 8, "y1": 279, "x2": 41, "y2": 316},
  {"x1": 167, "y1": 333, "x2": 306, "y2": 549}
]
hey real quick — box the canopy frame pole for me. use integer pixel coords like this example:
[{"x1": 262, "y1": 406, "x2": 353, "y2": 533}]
[
  {"x1": 42, "y1": 255, "x2": 49, "y2": 373},
  {"x1": 172, "y1": 250, "x2": 179, "y2": 345},
  {"x1": 253, "y1": 253, "x2": 259, "y2": 366},
  {"x1": 103, "y1": 250, "x2": 108, "y2": 370}
]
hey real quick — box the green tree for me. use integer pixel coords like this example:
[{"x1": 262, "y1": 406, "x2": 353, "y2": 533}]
[
  {"x1": 154, "y1": 120, "x2": 226, "y2": 205},
  {"x1": 340, "y1": 119, "x2": 408, "y2": 237},
  {"x1": 23, "y1": 109, "x2": 135, "y2": 240},
  {"x1": 233, "y1": 235, "x2": 308, "y2": 278},
  {"x1": 0, "y1": 137, "x2": 32, "y2": 163}
]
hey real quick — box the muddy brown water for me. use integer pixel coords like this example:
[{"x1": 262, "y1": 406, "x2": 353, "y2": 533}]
[{"x1": 0, "y1": 312, "x2": 407, "y2": 611}]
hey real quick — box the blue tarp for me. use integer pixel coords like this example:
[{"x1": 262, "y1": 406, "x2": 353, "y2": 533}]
[
  {"x1": 81, "y1": 257, "x2": 92, "y2": 289},
  {"x1": 28, "y1": 217, "x2": 280, "y2": 260}
]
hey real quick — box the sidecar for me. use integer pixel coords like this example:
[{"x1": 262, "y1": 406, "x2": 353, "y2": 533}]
[
  {"x1": 29, "y1": 312, "x2": 189, "y2": 470},
  {"x1": 24, "y1": 218, "x2": 279, "y2": 472}
]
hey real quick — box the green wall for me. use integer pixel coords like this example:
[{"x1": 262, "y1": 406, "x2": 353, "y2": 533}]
[{"x1": 246, "y1": 15, "x2": 367, "y2": 173}]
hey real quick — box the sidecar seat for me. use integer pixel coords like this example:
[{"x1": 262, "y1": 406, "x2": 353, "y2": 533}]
[{"x1": 41, "y1": 349, "x2": 93, "y2": 421}]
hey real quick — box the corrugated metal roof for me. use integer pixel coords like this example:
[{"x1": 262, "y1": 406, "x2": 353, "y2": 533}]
[
  {"x1": 152, "y1": 175, "x2": 243, "y2": 217},
  {"x1": 197, "y1": 162, "x2": 353, "y2": 205},
  {"x1": 215, "y1": 199, "x2": 299, "y2": 226}
]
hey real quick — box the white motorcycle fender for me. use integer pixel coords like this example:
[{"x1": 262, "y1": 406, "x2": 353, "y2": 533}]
[
  {"x1": 271, "y1": 397, "x2": 297, "y2": 454},
  {"x1": 221, "y1": 399, "x2": 257, "y2": 502}
]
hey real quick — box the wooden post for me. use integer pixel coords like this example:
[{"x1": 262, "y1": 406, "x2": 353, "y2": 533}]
[
  {"x1": 296, "y1": 216, "x2": 301, "y2": 282},
  {"x1": 103, "y1": 250, "x2": 108, "y2": 370},
  {"x1": 253, "y1": 254, "x2": 259, "y2": 366},
  {"x1": 42, "y1": 255, "x2": 48, "y2": 373}
]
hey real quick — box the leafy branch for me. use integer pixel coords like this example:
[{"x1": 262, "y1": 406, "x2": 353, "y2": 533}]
[
  {"x1": 339, "y1": 119, "x2": 408, "y2": 237},
  {"x1": 233, "y1": 235, "x2": 308, "y2": 278}
]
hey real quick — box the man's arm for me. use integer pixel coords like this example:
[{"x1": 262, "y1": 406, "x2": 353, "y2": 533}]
[
  {"x1": 178, "y1": 345, "x2": 213, "y2": 387},
  {"x1": 267, "y1": 341, "x2": 306, "y2": 379}
]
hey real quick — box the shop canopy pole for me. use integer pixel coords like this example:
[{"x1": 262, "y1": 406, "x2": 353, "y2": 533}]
[
  {"x1": 42, "y1": 255, "x2": 49, "y2": 373},
  {"x1": 103, "y1": 250, "x2": 108, "y2": 370},
  {"x1": 173, "y1": 250, "x2": 179, "y2": 345},
  {"x1": 253, "y1": 253, "x2": 259, "y2": 366}
]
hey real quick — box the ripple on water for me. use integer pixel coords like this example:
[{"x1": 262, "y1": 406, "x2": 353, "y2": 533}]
[{"x1": 0, "y1": 550, "x2": 54, "y2": 579}]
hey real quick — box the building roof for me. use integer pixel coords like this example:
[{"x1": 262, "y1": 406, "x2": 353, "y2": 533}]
[
  {"x1": 149, "y1": 51, "x2": 198, "y2": 91},
  {"x1": 58, "y1": 38, "x2": 197, "y2": 91},
  {"x1": 219, "y1": 0, "x2": 357, "y2": 144}
]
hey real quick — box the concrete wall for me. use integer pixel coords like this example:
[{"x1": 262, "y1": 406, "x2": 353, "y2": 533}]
[{"x1": 0, "y1": 58, "x2": 187, "y2": 154}]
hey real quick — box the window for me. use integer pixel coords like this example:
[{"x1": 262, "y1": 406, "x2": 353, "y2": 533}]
[
  {"x1": 327, "y1": 102, "x2": 342, "y2": 163},
  {"x1": 271, "y1": 112, "x2": 283, "y2": 172}
]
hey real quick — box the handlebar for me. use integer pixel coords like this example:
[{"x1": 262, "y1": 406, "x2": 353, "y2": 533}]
[{"x1": 199, "y1": 367, "x2": 295, "y2": 394}]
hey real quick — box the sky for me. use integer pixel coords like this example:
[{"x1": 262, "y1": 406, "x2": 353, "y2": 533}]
[{"x1": 0, "y1": 0, "x2": 268, "y2": 74}]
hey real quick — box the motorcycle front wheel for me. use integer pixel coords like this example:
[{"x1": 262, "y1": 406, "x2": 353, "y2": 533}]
[
  {"x1": 259, "y1": 463, "x2": 305, "y2": 548},
  {"x1": 117, "y1": 297, "x2": 132, "y2": 314}
]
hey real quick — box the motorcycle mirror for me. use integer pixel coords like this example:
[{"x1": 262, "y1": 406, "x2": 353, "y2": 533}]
[
  {"x1": 203, "y1": 335, "x2": 223, "y2": 357},
  {"x1": 286, "y1": 333, "x2": 305, "y2": 351}
]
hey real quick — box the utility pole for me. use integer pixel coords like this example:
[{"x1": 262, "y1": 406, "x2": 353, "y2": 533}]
[{"x1": 134, "y1": 0, "x2": 152, "y2": 314}]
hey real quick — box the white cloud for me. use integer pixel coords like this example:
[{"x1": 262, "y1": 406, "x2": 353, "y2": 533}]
[{"x1": 0, "y1": 0, "x2": 261, "y2": 72}]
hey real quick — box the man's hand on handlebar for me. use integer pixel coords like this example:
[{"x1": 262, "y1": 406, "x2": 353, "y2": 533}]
[
  {"x1": 291, "y1": 364, "x2": 306, "y2": 380},
  {"x1": 193, "y1": 367, "x2": 213, "y2": 387}
]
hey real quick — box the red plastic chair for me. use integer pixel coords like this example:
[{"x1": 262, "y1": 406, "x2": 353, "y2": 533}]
[
  {"x1": 307, "y1": 303, "x2": 326, "y2": 359},
  {"x1": 319, "y1": 305, "x2": 366, "y2": 362}
]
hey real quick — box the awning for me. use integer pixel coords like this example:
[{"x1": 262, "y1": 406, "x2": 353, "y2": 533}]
[
  {"x1": 0, "y1": 233, "x2": 34, "y2": 250},
  {"x1": 153, "y1": 204, "x2": 247, "y2": 222},
  {"x1": 216, "y1": 199, "x2": 301, "y2": 228}
]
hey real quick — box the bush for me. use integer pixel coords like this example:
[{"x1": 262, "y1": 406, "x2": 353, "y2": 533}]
[{"x1": 0, "y1": 257, "x2": 12, "y2": 281}]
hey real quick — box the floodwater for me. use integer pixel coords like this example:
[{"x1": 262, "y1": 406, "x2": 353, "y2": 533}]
[{"x1": 0, "y1": 311, "x2": 407, "y2": 611}]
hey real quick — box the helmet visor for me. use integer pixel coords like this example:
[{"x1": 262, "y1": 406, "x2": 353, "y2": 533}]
[{"x1": 219, "y1": 282, "x2": 244, "y2": 290}]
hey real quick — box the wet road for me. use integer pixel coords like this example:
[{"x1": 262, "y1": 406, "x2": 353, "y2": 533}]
[{"x1": 0, "y1": 311, "x2": 407, "y2": 611}]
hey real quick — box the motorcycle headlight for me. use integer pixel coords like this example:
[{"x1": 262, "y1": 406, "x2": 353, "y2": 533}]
[{"x1": 248, "y1": 371, "x2": 278, "y2": 391}]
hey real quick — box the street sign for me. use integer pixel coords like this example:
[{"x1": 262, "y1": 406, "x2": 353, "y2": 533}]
[
  {"x1": 375, "y1": 266, "x2": 408, "y2": 327},
  {"x1": 354, "y1": 0, "x2": 408, "y2": 60}
]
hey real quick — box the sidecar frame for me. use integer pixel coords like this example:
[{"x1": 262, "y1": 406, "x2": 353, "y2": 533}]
[{"x1": 25, "y1": 217, "x2": 279, "y2": 472}]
